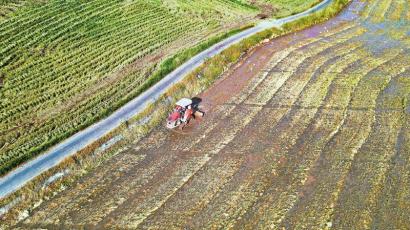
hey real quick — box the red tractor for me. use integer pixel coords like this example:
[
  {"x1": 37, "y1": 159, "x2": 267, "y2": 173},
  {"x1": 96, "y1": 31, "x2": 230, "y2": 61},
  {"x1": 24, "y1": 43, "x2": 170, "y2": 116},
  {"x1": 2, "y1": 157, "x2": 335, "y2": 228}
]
[{"x1": 166, "y1": 97, "x2": 205, "y2": 130}]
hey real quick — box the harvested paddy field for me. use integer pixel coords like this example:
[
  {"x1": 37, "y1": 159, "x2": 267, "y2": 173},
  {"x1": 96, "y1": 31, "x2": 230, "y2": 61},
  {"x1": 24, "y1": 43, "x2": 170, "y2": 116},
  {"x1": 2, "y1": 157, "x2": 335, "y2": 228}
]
[{"x1": 15, "y1": 0, "x2": 410, "y2": 229}]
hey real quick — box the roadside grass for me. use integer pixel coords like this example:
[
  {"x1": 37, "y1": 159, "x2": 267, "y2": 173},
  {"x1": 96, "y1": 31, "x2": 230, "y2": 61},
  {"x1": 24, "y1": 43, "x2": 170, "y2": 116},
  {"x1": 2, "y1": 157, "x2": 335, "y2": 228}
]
[
  {"x1": 282, "y1": 0, "x2": 351, "y2": 32},
  {"x1": 0, "y1": 0, "x2": 353, "y2": 226},
  {"x1": 125, "y1": 24, "x2": 255, "y2": 110}
]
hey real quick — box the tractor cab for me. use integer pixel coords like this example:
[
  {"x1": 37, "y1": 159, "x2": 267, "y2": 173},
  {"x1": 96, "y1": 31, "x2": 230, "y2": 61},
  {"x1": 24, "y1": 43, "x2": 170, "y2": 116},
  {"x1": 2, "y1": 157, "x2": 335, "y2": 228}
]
[
  {"x1": 175, "y1": 98, "x2": 192, "y2": 110},
  {"x1": 166, "y1": 98, "x2": 204, "y2": 130}
]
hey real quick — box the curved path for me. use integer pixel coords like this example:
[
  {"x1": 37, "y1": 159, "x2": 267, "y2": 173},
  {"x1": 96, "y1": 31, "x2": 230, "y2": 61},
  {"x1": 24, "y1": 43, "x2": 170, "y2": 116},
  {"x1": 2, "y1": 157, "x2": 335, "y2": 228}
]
[
  {"x1": 11, "y1": 0, "x2": 410, "y2": 228},
  {"x1": 0, "y1": 0, "x2": 333, "y2": 199},
  {"x1": 8, "y1": 0, "x2": 410, "y2": 229}
]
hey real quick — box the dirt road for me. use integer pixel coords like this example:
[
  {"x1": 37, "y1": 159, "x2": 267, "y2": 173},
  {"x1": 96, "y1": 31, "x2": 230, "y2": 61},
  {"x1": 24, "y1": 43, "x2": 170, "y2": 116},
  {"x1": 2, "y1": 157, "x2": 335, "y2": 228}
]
[{"x1": 18, "y1": 0, "x2": 410, "y2": 229}]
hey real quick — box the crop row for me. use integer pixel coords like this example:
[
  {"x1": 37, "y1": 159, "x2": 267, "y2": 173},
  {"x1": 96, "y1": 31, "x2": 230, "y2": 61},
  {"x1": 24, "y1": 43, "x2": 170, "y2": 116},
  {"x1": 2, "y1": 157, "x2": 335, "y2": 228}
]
[
  {"x1": 363, "y1": 0, "x2": 410, "y2": 22},
  {"x1": 6, "y1": 0, "x2": 410, "y2": 228},
  {"x1": 0, "y1": 0, "x2": 260, "y2": 175}
]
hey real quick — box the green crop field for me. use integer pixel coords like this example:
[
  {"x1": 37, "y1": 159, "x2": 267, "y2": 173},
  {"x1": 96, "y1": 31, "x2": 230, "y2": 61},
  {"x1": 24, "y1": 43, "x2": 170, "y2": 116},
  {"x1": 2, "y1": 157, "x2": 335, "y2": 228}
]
[
  {"x1": 6, "y1": 0, "x2": 410, "y2": 227},
  {"x1": 0, "y1": 0, "x2": 320, "y2": 175}
]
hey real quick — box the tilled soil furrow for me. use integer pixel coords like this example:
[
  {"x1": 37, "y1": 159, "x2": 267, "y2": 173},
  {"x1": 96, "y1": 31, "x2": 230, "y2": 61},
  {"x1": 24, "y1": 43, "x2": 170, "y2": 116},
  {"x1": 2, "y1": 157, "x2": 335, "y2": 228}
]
[
  {"x1": 137, "y1": 106, "x2": 290, "y2": 228},
  {"x1": 25, "y1": 124, "x2": 213, "y2": 225},
  {"x1": 386, "y1": 0, "x2": 405, "y2": 21},
  {"x1": 366, "y1": 0, "x2": 384, "y2": 21},
  {"x1": 15, "y1": 0, "x2": 410, "y2": 228},
  {"x1": 370, "y1": 69, "x2": 410, "y2": 228},
  {"x1": 330, "y1": 61, "x2": 409, "y2": 229},
  {"x1": 371, "y1": 117, "x2": 410, "y2": 229},
  {"x1": 186, "y1": 110, "x2": 311, "y2": 229},
  {"x1": 371, "y1": 0, "x2": 392, "y2": 22},
  {"x1": 183, "y1": 41, "x2": 367, "y2": 229},
  {"x1": 103, "y1": 154, "x2": 213, "y2": 229},
  {"x1": 24, "y1": 147, "x2": 182, "y2": 226},
  {"x1": 22, "y1": 151, "x2": 145, "y2": 225},
  {"x1": 107, "y1": 106, "x2": 263, "y2": 228},
  {"x1": 407, "y1": 0, "x2": 410, "y2": 21},
  {"x1": 20, "y1": 151, "x2": 206, "y2": 228},
  {"x1": 245, "y1": 39, "x2": 363, "y2": 107},
  {"x1": 229, "y1": 25, "x2": 363, "y2": 105},
  {"x1": 361, "y1": 0, "x2": 378, "y2": 20},
  {"x1": 137, "y1": 147, "x2": 247, "y2": 229},
  {"x1": 70, "y1": 150, "x2": 196, "y2": 225},
  {"x1": 182, "y1": 28, "x2": 364, "y2": 153},
  {"x1": 229, "y1": 49, "x2": 374, "y2": 230},
  {"x1": 277, "y1": 50, "x2": 407, "y2": 229},
  {"x1": 193, "y1": 40, "x2": 356, "y2": 155}
]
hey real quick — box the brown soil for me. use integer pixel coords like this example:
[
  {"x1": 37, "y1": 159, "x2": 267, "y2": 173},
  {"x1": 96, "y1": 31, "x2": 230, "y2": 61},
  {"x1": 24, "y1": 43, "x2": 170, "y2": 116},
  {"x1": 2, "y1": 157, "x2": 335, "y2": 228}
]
[{"x1": 15, "y1": 0, "x2": 410, "y2": 229}]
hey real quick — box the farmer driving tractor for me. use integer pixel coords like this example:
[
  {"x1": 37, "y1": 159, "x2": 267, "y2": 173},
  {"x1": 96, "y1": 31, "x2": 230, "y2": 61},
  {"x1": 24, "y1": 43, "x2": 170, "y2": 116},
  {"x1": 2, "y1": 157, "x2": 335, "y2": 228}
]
[{"x1": 166, "y1": 98, "x2": 205, "y2": 130}]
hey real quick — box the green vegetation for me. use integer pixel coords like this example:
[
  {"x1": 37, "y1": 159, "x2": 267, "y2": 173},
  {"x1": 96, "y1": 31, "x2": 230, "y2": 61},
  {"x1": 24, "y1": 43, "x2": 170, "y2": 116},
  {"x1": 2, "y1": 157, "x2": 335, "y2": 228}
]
[
  {"x1": 0, "y1": 0, "x2": 26, "y2": 19},
  {"x1": 283, "y1": 0, "x2": 351, "y2": 31},
  {"x1": 0, "y1": 0, "x2": 257, "y2": 175},
  {"x1": 3, "y1": 0, "x2": 410, "y2": 228},
  {"x1": 0, "y1": 0, "x2": 360, "y2": 226},
  {"x1": 127, "y1": 24, "x2": 255, "y2": 110},
  {"x1": 0, "y1": 0, "x2": 328, "y2": 175}
]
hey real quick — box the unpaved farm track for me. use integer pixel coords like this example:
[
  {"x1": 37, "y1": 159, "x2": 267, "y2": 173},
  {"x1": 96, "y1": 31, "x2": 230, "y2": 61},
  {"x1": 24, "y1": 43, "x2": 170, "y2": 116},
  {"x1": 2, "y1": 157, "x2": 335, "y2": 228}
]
[{"x1": 18, "y1": 0, "x2": 410, "y2": 229}]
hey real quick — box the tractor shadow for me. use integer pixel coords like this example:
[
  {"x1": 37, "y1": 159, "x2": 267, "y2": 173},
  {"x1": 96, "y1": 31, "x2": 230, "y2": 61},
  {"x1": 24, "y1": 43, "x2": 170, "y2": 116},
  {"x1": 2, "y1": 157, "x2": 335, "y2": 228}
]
[{"x1": 191, "y1": 97, "x2": 206, "y2": 119}]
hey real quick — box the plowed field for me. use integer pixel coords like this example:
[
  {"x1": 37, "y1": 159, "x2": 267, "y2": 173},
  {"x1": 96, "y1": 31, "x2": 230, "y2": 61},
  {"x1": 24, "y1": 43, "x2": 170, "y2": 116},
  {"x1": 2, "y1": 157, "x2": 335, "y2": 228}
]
[{"x1": 17, "y1": 0, "x2": 410, "y2": 229}]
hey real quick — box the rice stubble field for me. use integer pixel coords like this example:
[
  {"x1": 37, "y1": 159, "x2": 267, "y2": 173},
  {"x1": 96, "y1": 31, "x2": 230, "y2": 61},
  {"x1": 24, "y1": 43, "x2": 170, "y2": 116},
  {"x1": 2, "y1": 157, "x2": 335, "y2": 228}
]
[{"x1": 6, "y1": 0, "x2": 410, "y2": 228}]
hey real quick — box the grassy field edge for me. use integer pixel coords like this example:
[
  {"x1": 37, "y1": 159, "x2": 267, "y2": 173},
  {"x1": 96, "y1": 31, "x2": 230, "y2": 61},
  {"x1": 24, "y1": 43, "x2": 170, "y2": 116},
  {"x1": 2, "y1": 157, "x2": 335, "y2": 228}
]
[{"x1": 282, "y1": 0, "x2": 351, "y2": 31}]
